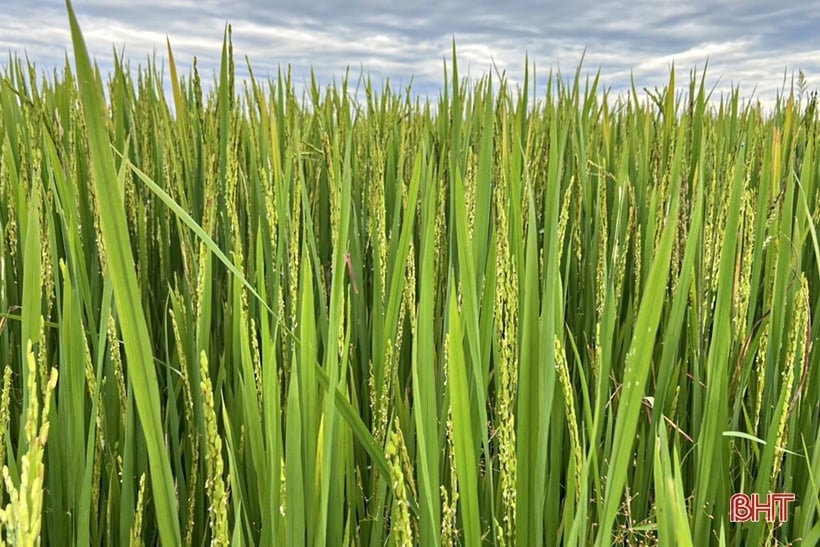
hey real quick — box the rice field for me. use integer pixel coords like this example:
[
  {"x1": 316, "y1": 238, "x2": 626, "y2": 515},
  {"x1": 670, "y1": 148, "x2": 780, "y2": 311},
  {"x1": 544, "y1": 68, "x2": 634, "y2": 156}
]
[{"x1": 0, "y1": 2, "x2": 818, "y2": 545}]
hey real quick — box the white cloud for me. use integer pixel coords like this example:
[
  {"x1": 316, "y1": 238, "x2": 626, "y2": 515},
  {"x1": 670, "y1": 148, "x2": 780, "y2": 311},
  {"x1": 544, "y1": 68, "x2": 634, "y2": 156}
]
[{"x1": 0, "y1": 0, "x2": 818, "y2": 110}]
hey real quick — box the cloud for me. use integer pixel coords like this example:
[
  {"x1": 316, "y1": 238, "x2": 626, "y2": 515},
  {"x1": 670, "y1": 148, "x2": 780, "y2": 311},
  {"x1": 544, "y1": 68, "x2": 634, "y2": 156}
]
[{"x1": 2, "y1": 0, "x2": 818, "y2": 108}]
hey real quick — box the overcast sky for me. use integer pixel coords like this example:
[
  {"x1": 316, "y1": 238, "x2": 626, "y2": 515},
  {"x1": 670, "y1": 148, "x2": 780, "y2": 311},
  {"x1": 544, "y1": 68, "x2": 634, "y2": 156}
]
[{"x1": 2, "y1": 1, "x2": 819, "y2": 107}]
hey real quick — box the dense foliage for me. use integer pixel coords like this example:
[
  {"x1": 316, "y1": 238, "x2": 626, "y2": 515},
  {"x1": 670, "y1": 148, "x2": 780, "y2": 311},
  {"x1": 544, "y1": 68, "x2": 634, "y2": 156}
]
[{"x1": 0, "y1": 2, "x2": 818, "y2": 544}]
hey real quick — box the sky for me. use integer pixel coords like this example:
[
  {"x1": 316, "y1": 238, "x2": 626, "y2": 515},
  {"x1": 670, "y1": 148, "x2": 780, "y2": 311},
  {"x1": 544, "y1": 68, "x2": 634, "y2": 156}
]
[{"x1": 2, "y1": 1, "x2": 819, "y2": 108}]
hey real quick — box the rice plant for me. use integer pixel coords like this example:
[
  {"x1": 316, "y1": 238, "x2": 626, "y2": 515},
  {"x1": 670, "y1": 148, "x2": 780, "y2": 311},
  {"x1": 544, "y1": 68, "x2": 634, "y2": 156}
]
[{"x1": 0, "y1": 1, "x2": 817, "y2": 544}]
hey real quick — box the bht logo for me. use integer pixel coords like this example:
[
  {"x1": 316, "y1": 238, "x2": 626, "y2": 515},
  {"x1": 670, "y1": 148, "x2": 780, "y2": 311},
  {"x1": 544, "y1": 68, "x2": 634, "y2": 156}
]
[{"x1": 730, "y1": 493, "x2": 795, "y2": 523}]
